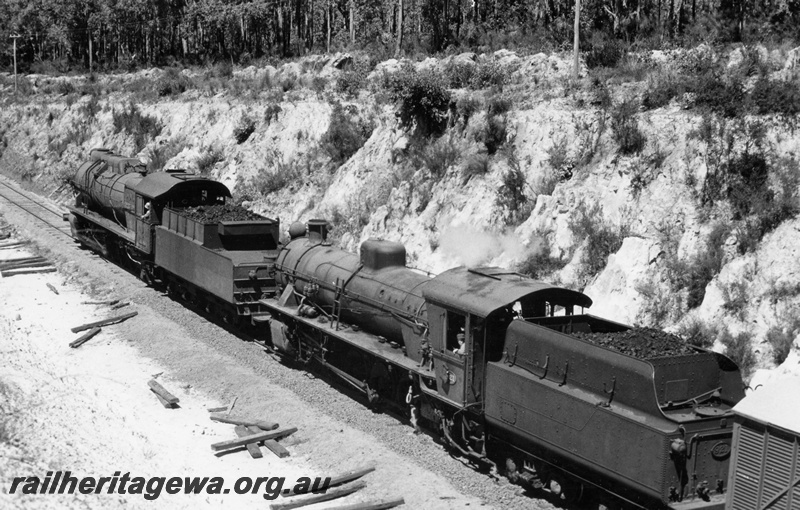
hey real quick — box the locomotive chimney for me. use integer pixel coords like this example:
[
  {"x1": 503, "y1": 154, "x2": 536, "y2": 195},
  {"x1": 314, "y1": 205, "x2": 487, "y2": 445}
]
[{"x1": 307, "y1": 219, "x2": 329, "y2": 242}]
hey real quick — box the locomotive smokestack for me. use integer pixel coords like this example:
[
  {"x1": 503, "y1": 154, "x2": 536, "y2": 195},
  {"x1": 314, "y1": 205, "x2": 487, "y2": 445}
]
[{"x1": 307, "y1": 219, "x2": 329, "y2": 242}]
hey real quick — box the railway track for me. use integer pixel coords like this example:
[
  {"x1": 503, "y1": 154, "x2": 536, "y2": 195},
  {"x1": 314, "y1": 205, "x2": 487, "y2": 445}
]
[{"x1": 0, "y1": 177, "x2": 72, "y2": 237}]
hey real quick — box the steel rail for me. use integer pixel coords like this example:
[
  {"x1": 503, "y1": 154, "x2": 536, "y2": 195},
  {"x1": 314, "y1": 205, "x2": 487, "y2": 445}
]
[{"x1": 0, "y1": 179, "x2": 72, "y2": 237}]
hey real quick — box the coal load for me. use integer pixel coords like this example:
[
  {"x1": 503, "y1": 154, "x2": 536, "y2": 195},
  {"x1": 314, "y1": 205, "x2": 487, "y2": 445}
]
[
  {"x1": 181, "y1": 204, "x2": 265, "y2": 223},
  {"x1": 572, "y1": 328, "x2": 696, "y2": 359}
]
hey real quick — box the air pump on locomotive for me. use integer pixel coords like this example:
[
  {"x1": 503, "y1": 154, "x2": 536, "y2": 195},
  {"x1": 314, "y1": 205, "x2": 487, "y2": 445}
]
[{"x1": 67, "y1": 149, "x2": 746, "y2": 510}]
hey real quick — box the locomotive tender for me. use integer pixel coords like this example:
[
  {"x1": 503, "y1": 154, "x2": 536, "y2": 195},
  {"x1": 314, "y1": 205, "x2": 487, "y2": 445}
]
[{"x1": 67, "y1": 149, "x2": 746, "y2": 510}]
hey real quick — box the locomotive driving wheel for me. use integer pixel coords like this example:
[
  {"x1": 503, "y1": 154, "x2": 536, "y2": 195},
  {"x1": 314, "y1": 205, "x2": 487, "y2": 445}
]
[
  {"x1": 139, "y1": 266, "x2": 153, "y2": 286},
  {"x1": 547, "y1": 473, "x2": 583, "y2": 503},
  {"x1": 505, "y1": 457, "x2": 521, "y2": 484}
]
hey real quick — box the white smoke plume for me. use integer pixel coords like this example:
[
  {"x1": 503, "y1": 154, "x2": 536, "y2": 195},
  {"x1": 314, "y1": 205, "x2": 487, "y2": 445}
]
[{"x1": 437, "y1": 225, "x2": 537, "y2": 269}]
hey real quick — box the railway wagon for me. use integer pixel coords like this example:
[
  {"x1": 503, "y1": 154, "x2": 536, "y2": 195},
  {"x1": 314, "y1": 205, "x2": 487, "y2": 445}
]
[
  {"x1": 261, "y1": 222, "x2": 746, "y2": 510},
  {"x1": 726, "y1": 375, "x2": 800, "y2": 510}
]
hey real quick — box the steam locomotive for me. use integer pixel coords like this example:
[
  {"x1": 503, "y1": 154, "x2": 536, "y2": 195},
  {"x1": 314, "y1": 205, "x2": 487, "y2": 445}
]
[{"x1": 67, "y1": 149, "x2": 746, "y2": 510}]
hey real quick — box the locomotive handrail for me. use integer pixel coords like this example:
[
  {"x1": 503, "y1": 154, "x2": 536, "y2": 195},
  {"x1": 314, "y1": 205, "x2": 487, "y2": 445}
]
[
  {"x1": 599, "y1": 377, "x2": 616, "y2": 407},
  {"x1": 538, "y1": 355, "x2": 549, "y2": 379},
  {"x1": 503, "y1": 344, "x2": 518, "y2": 366},
  {"x1": 276, "y1": 263, "x2": 428, "y2": 328},
  {"x1": 659, "y1": 386, "x2": 722, "y2": 410}
]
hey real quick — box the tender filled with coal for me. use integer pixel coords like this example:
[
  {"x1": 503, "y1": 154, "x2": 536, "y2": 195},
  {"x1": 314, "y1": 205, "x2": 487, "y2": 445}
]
[
  {"x1": 180, "y1": 204, "x2": 265, "y2": 222},
  {"x1": 572, "y1": 328, "x2": 697, "y2": 359}
]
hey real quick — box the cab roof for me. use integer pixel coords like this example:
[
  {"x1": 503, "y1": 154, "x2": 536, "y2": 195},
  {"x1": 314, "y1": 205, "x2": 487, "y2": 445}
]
[
  {"x1": 133, "y1": 172, "x2": 231, "y2": 201},
  {"x1": 423, "y1": 266, "x2": 593, "y2": 317}
]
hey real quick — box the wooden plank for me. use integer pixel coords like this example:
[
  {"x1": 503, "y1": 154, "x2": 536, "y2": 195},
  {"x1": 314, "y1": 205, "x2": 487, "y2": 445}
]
[
  {"x1": 206, "y1": 405, "x2": 228, "y2": 413},
  {"x1": 248, "y1": 425, "x2": 289, "y2": 458},
  {"x1": 226, "y1": 396, "x2": 238, "y2": 415},
  {"x1": 71, "y1": 311, "x2": 138, "y2": 333},
  {"x1": 1, "y1": 267, "x2": 56, "y2": 277},
  {"x1": 0, "y1": 261, "x2": 53, "y2": 271},
  {"x1": 326, "y1": 498, "x2": 405, "y2": 510},
  {"x1": 153, "y1": 391, "x2": 177, "y2": 408},
  {"x1": 270, "y1": 480, "x2": 366, "y2": 510},
  {"x1": 81, "y1": 299, "x2": 120, "y2": 306},
  {"x1": 46, "y1": 283, "x2": 59, "y2": 295},
  {"x1": 110, "y1": 301, "x2": 130, "y2": 310},
  {"x1": 0, "y1": 256, "x2": 46, "y2": 266},
  {"x1": 282, "y1": 463, "x2": 376, "y2": 497},
  {"x1": 0, "y1": 242, "x2": 28, "y2": 250},
  {"x1": 148, "y1": 379, "x2": 179, "y2": 404},
  {"x1": 235, "y1": 425, "x2": 264, "y2": 459},
  {"x1": 210, "y1": 414, "x2": 278, "y2": 431},
  {"x1": 69, "y1": 327, "x2": 101, "y2": 348},
  {"x1": 210, "y1": 427, "x2": 297, "y2": 451},
  {"x1": 263, "y1": 439, "x2": 291, "y2": 458}
]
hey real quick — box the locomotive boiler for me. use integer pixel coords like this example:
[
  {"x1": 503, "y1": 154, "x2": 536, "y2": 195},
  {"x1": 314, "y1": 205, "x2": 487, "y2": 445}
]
[{"x1": 72, "y1": 148, "x2": 147, "y2": 223}]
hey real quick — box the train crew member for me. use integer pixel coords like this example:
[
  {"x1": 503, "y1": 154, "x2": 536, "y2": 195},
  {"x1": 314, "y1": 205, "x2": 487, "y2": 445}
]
[
  {"x1": 142, "y1": 201, "x2": 152, "y2": 221},
  {"x1": 418, "y1": 338, "x2": 433, "y2": 369},
  {"x1": 454, "y1": 329, "x2": 466, "y2": 356}
]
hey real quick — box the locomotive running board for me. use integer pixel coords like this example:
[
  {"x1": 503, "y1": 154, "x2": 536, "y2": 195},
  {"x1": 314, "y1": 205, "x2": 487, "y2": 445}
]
[
  {"x1": 260, "y1": 298, "x2": 427, "y2": 377},
  {"x1": 68, "y1": 206, "x2": 135, "y2": 243}
]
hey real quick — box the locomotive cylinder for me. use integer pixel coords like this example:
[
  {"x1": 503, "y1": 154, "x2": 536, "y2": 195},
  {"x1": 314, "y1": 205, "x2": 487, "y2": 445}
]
[{"x1": 275, "y1": 235, "x2": 430, "y2": 345}]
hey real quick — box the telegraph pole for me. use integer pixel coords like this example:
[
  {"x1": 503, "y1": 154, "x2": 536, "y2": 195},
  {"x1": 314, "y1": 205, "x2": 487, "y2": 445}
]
[
  {"x1": 10, "y1": 33, "x2": 20, "y2": 93},
  {"x1": 573, "y1": 0, "x2": 580, "y2": 80}
]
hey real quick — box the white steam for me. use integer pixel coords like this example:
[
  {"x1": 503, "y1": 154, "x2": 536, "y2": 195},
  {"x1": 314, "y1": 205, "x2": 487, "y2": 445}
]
[{"x1": 437, "y1": 225, "x2": 535, "y2": 269}]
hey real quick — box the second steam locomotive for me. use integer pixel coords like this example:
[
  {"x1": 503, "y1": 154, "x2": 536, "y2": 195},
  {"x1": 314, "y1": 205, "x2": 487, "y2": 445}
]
[{"x1": 67, "y1": 149, "x2": 745, "y2": 510}]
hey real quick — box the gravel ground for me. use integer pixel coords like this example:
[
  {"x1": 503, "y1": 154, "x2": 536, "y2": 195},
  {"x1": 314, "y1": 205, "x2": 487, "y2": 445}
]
[
  {"x1": 572, "y1": 327, "x2": 697, "y2": 359},
  {"x1": 0, "y1": 180, "x2": 560, "y2": 509}
]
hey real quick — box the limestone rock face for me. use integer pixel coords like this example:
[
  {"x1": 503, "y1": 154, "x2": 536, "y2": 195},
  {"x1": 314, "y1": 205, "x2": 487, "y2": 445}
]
[
  {"x1": 583, "y1": 237, "x2": 661, "y2": 324},
  {"x1": 2, "y1": 47, "x2": 800, "y2": 379}
]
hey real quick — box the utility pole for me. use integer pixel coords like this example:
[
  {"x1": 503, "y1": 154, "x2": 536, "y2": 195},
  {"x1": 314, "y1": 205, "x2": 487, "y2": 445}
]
[
  {"x1": 10, "y1": 33, "x2": 20, "y2": 93},
  {"x1": 573, "y1": 0, "x2": 580, "y2": 80}
]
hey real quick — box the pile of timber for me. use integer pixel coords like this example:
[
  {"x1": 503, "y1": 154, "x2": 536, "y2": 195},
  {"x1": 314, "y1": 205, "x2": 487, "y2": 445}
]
[
  {"x1": 210, "y1": 414, "x2": 295, "y2": 459},
  {"x1": 0, "y1": 254, "x2": 57, "y2": 277}
]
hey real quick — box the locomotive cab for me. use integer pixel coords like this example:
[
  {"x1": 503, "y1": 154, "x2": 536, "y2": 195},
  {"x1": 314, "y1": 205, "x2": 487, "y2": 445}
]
[
  {"x1": 123, "y1": 172, "x2": 231, "y2": 254},
  {"x1": 422, "y1": 267, "x2": 593, "y2": 409}
]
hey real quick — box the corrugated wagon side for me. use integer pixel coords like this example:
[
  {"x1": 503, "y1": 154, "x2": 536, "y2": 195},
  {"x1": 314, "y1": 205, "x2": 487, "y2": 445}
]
[{"x1": 726, "y1": 375, "x2": 800, "y2": 510}]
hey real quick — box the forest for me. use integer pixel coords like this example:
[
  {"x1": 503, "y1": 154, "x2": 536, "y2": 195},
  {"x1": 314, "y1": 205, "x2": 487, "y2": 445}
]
[{"x1": 2, "y1": 0, "x2": 800, "y2": 72}]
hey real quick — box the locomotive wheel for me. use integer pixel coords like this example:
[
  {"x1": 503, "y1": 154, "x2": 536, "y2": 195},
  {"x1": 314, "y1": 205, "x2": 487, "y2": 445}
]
[
  {"x1": 505, "y1": 458, "x2": 521, "y2": 484},
  {"x1": 548, "y1": 474, "x2": 583, "y2": 503},
  {"x1": 139, "y1": 267, "x2": 152, "y2": 286},
  {"x1": 365, "y1": 382, "x2": 380, "y2": 408},
  {"x1": 596, "y1": 499, "x2": 622, "y2": 510}
]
